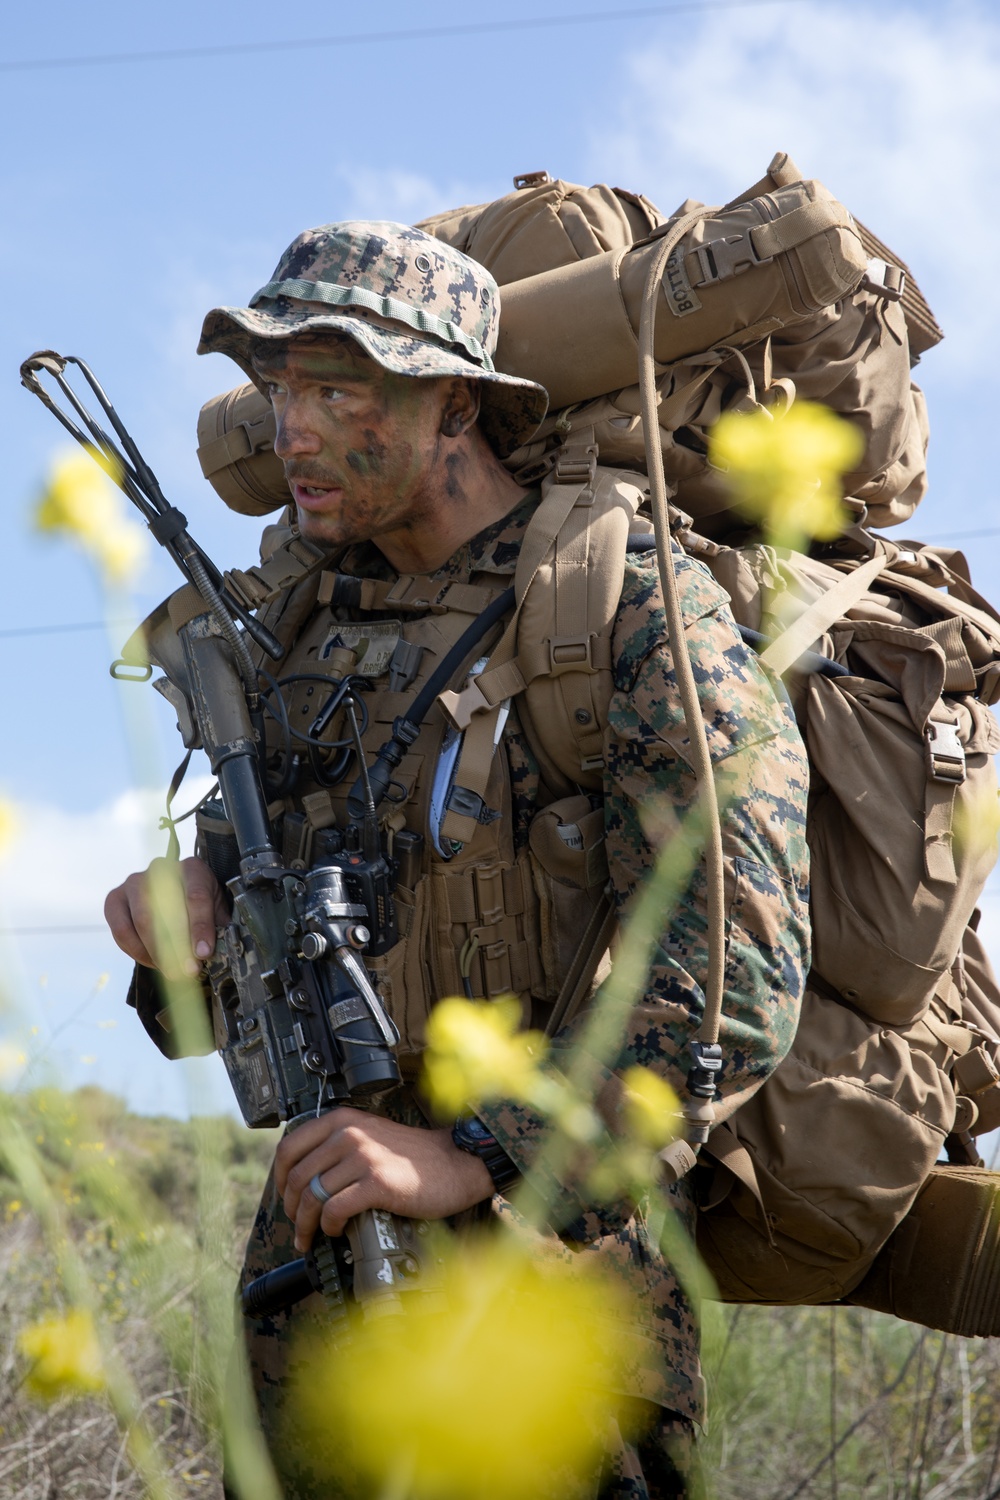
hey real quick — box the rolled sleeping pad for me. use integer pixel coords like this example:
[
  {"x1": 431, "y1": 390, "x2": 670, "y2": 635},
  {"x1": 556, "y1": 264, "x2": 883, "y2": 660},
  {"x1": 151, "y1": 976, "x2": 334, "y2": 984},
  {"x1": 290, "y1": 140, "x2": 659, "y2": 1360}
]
[
  {"x1": 846, "y1": 1164, "x2": 1000, "y2": 1337},
  {"x1": 496, "y1": 179, "x2": 868, "y2": 410},
  {"x1": 197, "y1": 382, "x2": 289, "y2": 515}
]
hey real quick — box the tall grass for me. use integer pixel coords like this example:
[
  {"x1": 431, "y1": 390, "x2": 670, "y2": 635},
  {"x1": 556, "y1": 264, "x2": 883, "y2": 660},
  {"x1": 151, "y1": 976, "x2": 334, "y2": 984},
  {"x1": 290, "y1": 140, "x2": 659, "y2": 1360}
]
[
  {"x1": 2, "y1": 1094, "x2": 997, "y2": 1500},
  {"x1": 0, "y1": 1086, "x2": 277, "y2": 1497}
]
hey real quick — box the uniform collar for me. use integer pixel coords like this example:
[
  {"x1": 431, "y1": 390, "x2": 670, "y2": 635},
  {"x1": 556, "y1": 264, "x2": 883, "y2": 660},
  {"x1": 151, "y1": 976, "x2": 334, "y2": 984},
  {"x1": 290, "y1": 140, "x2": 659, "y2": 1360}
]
[{"x1": 334, "y1": 487, "x2": 538, "y2": 585}]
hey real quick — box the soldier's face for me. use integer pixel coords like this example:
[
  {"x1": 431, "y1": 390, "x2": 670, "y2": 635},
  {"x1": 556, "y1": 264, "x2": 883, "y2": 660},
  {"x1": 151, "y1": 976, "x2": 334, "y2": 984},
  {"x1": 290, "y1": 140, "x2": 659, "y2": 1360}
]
[{"x1": 252, "y1": 335, "x2": 463, "y2": 551}]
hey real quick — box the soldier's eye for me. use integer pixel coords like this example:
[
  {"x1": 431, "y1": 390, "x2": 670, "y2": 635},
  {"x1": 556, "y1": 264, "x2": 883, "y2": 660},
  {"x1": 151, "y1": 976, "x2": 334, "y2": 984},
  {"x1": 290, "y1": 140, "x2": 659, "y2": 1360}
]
[{"x1": 321, "y1": 387, "x2": 347, "y2": 403}]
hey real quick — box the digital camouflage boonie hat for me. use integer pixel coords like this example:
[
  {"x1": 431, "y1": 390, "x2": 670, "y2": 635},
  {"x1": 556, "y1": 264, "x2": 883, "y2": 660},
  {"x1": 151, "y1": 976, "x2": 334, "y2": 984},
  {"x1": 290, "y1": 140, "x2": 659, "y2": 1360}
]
[{"x1": 198, "y1": 221, "x2": 548, "y2": 457}]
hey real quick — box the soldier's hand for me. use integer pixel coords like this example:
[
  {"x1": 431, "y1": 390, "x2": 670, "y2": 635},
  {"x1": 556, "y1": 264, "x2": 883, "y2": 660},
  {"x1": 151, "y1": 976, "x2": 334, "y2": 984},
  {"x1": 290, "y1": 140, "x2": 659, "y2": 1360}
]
[
  {"x1": 275, "y1": 1108, "x2": 495, "y2": 1248},
  {"x1": 104, "y1": 856, "x2": 230, "y2": 979}
]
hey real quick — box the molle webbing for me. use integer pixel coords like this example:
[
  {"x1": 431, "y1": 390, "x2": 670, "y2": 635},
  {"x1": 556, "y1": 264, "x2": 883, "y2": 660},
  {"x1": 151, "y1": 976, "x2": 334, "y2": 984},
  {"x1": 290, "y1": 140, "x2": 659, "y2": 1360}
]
[
  {"x1": 323, "y1": 573, "x2": 507, "y2": 618},
  {"x1": 225, "y1": 531, "x2": 329, "y2": 611}
]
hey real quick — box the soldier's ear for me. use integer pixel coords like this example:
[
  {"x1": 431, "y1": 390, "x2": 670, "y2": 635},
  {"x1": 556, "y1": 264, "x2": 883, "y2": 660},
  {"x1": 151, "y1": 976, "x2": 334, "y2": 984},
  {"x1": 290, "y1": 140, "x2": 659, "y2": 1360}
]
[{"x1": 439, "y1": 379, "x2": 481, "y2": 439}]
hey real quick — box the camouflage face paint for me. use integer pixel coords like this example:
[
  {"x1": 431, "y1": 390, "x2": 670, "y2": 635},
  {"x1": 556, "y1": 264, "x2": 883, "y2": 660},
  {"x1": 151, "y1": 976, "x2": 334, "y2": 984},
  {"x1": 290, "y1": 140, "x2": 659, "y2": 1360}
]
[{"x1": 251, "y1": 336, "x2": 457, "y2": 553}]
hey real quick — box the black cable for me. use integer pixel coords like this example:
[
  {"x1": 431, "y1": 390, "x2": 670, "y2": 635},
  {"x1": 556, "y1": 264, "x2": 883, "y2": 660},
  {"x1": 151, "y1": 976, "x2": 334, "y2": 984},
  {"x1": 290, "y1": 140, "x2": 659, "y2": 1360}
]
[
  {"x1": 347, "y1": 585, "x2": 515, "y2": 818},
  {"x1": 1, "y1": 1, "x2": 815, "y2": 74},
  {"x1": 407, "y1": 587, "x2": 516, "y2": 727},
  {"x1": 261, "y1": 672, "x2": 370, "y2": 751}
]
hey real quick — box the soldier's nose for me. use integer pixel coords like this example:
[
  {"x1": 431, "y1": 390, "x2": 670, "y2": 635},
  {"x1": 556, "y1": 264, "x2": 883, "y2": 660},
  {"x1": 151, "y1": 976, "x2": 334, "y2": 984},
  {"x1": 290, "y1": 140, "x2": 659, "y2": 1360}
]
[{"x1": 274, "y1": 408, "x2": 323, "y2": 460}]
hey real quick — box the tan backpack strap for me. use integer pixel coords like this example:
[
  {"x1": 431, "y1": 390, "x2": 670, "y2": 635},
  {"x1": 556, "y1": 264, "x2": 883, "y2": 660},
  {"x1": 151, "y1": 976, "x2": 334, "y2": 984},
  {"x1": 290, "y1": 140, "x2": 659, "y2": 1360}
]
[
  {"x1": 437, "y1": 702, "x2": 507, "y2": 847},
  {"x1": 544, "y1": 888, "x2": 618, "y2": 1038},
  {"x1": 197, "y1": 408, "x2": 273, "y2": 479},
  {"x1": 437, "y1": 437, "x2": 599, "y2": 730},
  {"x1": 759, "y1": 553, "x2": 888, "y2": 675},
  {"x1": 922, "y1": 1010, "x2": 980, "y2": 1056},
  {"x1": 923, "y1": 711, "x2": 966, "y2": 884},
  {"x1": 358, "y1": 575, "x2": 503, "y2": 616},
  {"x1": 747, "y1": 198, "x2": 855, "y2": 263}
]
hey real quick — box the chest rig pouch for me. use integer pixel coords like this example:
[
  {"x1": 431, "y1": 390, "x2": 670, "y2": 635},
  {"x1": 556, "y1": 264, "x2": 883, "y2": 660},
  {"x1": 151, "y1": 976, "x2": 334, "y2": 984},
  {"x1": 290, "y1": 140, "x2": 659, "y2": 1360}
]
[{"x1": 195, "y1": 456, "x2": 646, "y2": 1069}]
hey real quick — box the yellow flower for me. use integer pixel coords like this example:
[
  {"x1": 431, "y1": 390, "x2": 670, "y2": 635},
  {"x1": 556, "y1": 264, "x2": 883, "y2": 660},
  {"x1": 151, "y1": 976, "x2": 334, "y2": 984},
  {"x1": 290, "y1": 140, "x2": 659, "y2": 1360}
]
[
  {"x1": 296, "y1": 1239, "x2": 637, "y2": 1499},
  {"x1": 34, "y1": 447, "x2": 147, "y2": 585},
  {"x1": 709, "y1": 400, "x2": 864, "y2": 548},
  {"x1": 0, "y1": 1042, "x2": 27, "y2": 1085},
  {"x1": 620, "y1": 1066, "x2": 681, "y2": 1150},
  {"x1": 422, "y1": 997, "x2": 547, "y2": 1118},
  {"x1": 953, "y1": 787, "x2": 1000, "y2": 863},
  {"x1": 0, "y1": 799, "x2": 18, "y2": 857},
  {"x1": 18, "y1": 1309, "x2": 105, "y2": 1399}
]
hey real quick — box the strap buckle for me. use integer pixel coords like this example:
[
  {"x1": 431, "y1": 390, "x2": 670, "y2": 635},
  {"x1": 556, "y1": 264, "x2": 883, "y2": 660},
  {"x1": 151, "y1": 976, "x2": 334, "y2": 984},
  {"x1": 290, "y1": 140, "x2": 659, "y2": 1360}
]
[
  {"x1": 925, "y1": 719, "x2": 966, "y2": 784},
  {"x1": 552, "y1": 442, "x2": 598, "y2": 497},
  {"x1": 861, "y1": 257, "x2": 906, "y2": 303},
  {"x1": 513, "y1": 170, "x2": 552, "y2": 190},
  {"x1": 691, "y1": 232, "x2": 770, "y2": 286},
  {"x1": 547, "y1": 633, "x2": 598, "y2": 678}
]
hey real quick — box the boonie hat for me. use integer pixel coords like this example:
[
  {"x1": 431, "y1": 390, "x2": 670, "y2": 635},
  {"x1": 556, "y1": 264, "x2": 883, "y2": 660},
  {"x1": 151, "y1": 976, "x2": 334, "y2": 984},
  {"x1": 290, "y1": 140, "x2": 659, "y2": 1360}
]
[{"x1": 198, "y1": 221, "x2": 548, "y2": 457}]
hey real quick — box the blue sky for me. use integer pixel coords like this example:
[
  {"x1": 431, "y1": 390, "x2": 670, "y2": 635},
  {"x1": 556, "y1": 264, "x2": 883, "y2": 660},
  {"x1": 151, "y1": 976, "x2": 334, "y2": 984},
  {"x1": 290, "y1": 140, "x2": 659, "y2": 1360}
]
[{"x1": 1, "y1": 0, "x2": 998, "y2": 1119}]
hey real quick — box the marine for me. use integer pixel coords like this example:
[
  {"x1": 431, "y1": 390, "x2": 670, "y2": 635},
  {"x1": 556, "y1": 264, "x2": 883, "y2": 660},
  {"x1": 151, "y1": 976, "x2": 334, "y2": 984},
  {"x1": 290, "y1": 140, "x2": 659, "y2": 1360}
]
[{"x1": 104, "y1": 220, "x2": 811, "y2": 1498}]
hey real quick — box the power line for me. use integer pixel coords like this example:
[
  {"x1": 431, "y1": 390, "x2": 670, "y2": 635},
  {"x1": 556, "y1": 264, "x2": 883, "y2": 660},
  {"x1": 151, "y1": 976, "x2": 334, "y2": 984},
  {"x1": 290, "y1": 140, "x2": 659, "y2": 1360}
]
[
  {"x1": 0, "y1": 925, "x2": 108, "y2": 936},
  {"x1": 0, "y1": 0, "x2": 812, "y2": 74},
  {"x1": 0, "y1": 620, "x2": 121, "y2": 640}
]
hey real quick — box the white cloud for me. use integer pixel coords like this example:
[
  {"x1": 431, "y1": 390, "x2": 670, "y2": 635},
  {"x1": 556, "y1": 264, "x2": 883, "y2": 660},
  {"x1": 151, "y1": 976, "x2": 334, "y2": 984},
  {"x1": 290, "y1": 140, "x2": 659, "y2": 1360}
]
[
  {"x1": 0, "y1": 778, "x2": 214, "y2": 929},
  {"x1": 332, "y1": 165, "x2": 489, "y2": 225},
  {"x1": 0, "y1": 778, "x2": 233, "y2": 1118},
  {"x1": 591, "y1": 0, "x2": 1000, "y2": 378}
]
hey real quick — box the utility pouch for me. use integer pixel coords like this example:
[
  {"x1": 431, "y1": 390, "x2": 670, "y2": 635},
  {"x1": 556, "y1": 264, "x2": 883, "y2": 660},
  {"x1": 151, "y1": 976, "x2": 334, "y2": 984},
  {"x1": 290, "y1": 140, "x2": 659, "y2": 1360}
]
[
  {"x1": 696, "y1": 984, "x2": 957, "y2": 1306},
  {"x1": 528, "y1": 794, "x2": 609, "y2": 1005}
]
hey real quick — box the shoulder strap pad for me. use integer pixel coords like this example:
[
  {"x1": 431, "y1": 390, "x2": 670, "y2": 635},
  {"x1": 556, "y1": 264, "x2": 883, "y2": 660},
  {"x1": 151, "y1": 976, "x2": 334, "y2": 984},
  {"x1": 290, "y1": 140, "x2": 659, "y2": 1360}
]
[{"x1": 437, "y1": 442, "x2": 645, "y2": 793}]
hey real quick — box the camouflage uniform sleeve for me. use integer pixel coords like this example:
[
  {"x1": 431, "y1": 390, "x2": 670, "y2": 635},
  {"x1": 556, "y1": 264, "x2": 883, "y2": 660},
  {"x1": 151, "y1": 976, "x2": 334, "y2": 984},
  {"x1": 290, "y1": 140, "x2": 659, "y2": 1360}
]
[{"x1": 478, "y1": 551, "x2": 811, "y2": 1232}]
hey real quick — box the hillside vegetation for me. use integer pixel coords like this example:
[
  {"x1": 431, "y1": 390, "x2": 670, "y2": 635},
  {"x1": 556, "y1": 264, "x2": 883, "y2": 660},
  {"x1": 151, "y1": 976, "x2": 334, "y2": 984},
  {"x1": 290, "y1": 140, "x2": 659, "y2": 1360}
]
[{"x1": 0, "y1": 1087, "x2": 997, "y2": 1498}]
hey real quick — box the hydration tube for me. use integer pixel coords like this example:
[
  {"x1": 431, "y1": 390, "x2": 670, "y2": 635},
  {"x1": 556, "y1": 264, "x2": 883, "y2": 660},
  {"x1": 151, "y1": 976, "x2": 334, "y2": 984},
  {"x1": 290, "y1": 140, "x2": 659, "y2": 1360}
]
[{"x1": 635, "y1": 216, "x2": 728, "y2": 1173}]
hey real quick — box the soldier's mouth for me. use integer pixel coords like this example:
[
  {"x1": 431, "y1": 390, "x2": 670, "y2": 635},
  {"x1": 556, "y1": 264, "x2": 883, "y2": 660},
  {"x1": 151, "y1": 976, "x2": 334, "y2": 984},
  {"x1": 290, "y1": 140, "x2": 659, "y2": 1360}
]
[{"x1": 293, "y1": 483, "x2": 344, "y2": 510}]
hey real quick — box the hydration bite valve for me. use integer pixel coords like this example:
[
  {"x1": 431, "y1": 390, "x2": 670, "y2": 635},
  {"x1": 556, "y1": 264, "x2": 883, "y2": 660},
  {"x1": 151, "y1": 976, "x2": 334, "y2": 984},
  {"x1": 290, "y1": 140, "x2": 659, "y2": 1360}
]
[{"x1": 683, "y1": 1039, "x2": 723, "y2": 1147}]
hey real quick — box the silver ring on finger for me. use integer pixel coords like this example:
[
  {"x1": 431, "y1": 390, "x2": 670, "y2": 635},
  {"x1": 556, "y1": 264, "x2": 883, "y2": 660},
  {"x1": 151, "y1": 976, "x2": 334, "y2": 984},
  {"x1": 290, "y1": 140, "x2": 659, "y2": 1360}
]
[{"x1": 309, "y1": 1172, "x2": 333, "y2": 1205}]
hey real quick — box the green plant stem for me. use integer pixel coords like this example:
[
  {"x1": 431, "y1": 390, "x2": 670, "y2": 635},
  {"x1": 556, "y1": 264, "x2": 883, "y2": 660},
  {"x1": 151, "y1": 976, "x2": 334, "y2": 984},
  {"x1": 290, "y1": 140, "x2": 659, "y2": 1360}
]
[
  {"x1": 101, "y1": 595, "x2": 281, "y2": 1500},
  {"x1": 0, "y1": 1103, "x2": 182, "y2": 1500},
  {"x1": 512, "y1": 808, "x2": 704, "y2": 1240}
]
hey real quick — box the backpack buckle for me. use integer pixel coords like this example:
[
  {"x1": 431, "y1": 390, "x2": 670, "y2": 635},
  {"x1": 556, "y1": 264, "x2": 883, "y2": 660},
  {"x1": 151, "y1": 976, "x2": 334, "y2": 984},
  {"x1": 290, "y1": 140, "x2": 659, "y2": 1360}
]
[
  {"x1": 548, "y1": 633, "x2": 599, "y2": 677},
  {"x1": 691, "y1": 231, "x2": 771, "y2": 285},
  {"x1": 552, "y1": 441, "x2": 598, "y2": 498},
  {"x1": 925, "y1": 720, "x2": 966, "y2": 784},
  {"x1": 513, "y1": 170, "x2": 553, "y2": 190}
]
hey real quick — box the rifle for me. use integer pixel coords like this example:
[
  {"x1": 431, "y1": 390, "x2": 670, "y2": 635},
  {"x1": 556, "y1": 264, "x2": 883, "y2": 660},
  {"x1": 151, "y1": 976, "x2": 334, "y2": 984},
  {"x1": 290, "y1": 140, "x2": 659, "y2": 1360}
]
[{"x1": 20, "y1": 351, "x2": 437, "y2": 1326}]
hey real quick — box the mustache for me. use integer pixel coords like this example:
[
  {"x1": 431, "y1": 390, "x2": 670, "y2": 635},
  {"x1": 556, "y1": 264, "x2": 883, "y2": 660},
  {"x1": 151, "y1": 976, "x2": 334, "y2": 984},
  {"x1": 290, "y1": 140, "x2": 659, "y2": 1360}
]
[{"x1": 283, "y1": 461, "x2": 345, "y2": 487}]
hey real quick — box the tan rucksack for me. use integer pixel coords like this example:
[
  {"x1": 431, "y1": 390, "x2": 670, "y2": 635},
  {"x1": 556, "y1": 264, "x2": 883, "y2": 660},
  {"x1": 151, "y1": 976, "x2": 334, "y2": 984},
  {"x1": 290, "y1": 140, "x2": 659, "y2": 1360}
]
[
  {"x1": 189, "y1": 160, "x2": 1000, "y2": 1333},
  {"x1": 197, "y1": 152, "x2": 939, "y2": 538},
  {"x1": 421, "y1": 158, "x2": 937, "y2": 538},
  {"x1": 454, "y1": 486, "x2": 1000, "y2": 1327}
]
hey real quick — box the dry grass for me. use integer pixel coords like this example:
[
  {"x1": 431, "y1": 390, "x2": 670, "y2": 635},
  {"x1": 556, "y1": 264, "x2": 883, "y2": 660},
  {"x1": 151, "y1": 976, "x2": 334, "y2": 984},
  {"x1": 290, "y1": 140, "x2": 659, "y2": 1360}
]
[
  {"x1": 0, "y1": 1087, "x2": 277, "y2": 1499},
  {"x1": 703, "y1": 1303, "x2": 1000, "y2": 1500},
  {"x1": 1, "y1": 1088, "x2": 997, "y2": 1500}
]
